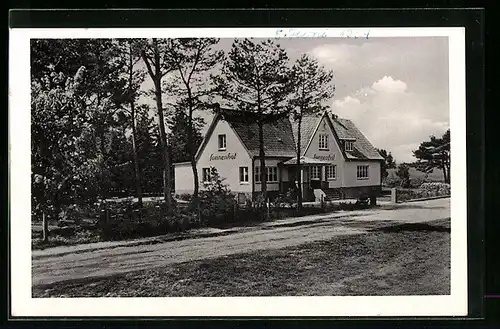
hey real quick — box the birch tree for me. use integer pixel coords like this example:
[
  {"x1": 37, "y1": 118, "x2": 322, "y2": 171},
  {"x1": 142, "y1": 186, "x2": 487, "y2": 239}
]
[
  {"x1": 164, "y1": 38, "x2": 223, "y2": 198},
  {"x1": 140, "y1": 38, "x2": 175, "y2": 211}
]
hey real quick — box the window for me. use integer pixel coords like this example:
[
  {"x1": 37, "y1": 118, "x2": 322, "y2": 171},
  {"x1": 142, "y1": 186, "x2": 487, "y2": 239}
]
[
  {"x1": 357, "y1": 165, "x2": 369, "y2": 179},
  {"x1": 202, "y1": 168, "x2": 211, "y2": 182},
  {"x1": 318, "y1": 134, "x2": 329, "y2": 150},
  {"x1": 311, "y1": 166, "x2": 321, "y2": 180},
  {"x1": 239, "y1": 167, "x2": 249, "y2": 183},
  {"x1": 345, "y1": 140, "x2": 354, "y2": 151},
  {"x1": 267, "y1": 167, "x2": 278, "y2": 183},
  {"x1": 326, "y1": 165, "x2": 336, "y2": 180},
  {"x1": 254, "y1": 166, "x2": 278, "y2": 183},
  {"x1": 254, "y1": 166, "x2": 261, "y2": 182},
  {"x1": 218, "y1": 134, "x2": 226, "y2": 150}
]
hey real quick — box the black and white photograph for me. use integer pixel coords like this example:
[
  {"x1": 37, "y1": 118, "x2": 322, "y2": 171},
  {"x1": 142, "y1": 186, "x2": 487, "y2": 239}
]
[{"x1": 10, "y1": 27, "x2": 467, "y2": 317}]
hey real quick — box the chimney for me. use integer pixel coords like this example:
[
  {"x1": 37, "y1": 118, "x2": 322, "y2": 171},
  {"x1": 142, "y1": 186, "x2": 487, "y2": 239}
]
[{"x1": 331, "y1": 110, "x2": 338, "y2": 120}]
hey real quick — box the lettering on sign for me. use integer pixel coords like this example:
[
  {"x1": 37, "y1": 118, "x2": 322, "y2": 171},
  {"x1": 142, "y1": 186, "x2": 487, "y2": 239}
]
[
  {"x1": 209, "y1": 153, "x2": 237, "y2": 161},
  {"x1": 313, "y1": 154, "x2": 335, "y2": 161}
]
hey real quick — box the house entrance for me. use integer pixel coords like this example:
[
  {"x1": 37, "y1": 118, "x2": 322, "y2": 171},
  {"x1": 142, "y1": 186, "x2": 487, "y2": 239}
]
[{"x1": 309, "y1": 165, "x2": 323, "y2": 189}]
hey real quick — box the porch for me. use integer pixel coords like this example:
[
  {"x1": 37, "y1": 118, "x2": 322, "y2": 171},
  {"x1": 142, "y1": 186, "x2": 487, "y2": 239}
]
[{"x1": 278, "y1": 156, "x2": 338, "y2": 202}]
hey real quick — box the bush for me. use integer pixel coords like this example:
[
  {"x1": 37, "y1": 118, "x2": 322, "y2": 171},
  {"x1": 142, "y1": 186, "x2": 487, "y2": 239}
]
[
  {"x1": 396, "y1": 164, "x2": 411, "y2": 188},
  {"x1": 272, "y1": 188, "x2": 297, "y2": 208},
  {"x1": 419, "y1": 182, "x2": 451, "y2": 196},
  {"x1": 176, "y1": 193, "x2": 193, "y2": 201},
  {"x1": 384, "y1": 175, "x2": 401, "y2": 188},
  {"x1": 396, "y1": 182, "x2": 450, "y2": 202},
  {"x1": 197, "y1": 167, "x2": 236, "y2": 225},
  {"x1": 58, "y1": 204, "x2": 83, "y2": 224}
]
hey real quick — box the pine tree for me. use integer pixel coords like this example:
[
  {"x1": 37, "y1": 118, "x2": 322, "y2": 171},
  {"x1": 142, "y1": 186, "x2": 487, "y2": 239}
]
[
  {"x1": 288, "y1": 54, "x2": 334, "y2": 211},
  {"x1": 113, "y1": 39, "x2": 146, "y2": 206},
  {"x1": 213, "y1": 38, "x2": 292, "y2": 201},
  {"x1": 413, "y1": 129, "x2": 450, "y2": 184}
]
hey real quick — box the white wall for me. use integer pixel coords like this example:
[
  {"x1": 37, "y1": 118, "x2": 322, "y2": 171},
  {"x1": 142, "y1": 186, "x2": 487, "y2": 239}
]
[
  {"x1": 303, "y1": 115, "x2": 344, "y2": 188},
  {"x1": 196, "y1": 119, "x2": 253, "y2": 194},
  {"x1": 343, "y1": 161, "x2": 381, "y2": 187},
  {"x1": 174, "y1": 163, "x2": 195, "y2": 194}
]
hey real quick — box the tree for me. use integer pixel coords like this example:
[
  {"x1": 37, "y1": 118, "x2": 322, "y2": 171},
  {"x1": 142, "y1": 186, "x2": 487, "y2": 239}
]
[
  {"x1": 377, "y1": 148, "x2": 397, "y2": 182},
  {"x1": 135, "y1": 108, "x2": 164, "y2": 196},
  {"x1": 396, "y1": 163, "x2": 411, "y2": 188},
  {"x1": 32, "y1": 39, "x2": 127, "y2": 200},
  {"x1": 167, "y1": 107, "x2": 205, "y2": 164},
  {"x1": 413, "y1": 129, "x2": 450, "y2": 184},
  {"x1": 164, "y1": 38, "x2": 223, "y2": 198},
  {"x1": 214, "y1": 38, "x2": 292, "y2": 201},
  {"x1": 31, "y1": 39, "x2": 125, "y2": 241},
  {"x1": 288, "y1": 54, "x2": 334, "y2": 211},
  {"x1": 140, "y1": 38, "x2": 175, "y2": 211},
  {"x1": 113, "y1": 39, "x2": 146, "y2": 206}
]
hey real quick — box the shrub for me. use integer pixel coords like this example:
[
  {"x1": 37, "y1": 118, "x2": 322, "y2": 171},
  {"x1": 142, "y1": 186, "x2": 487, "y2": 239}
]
[
  {"x1": 176, "y1": 193, "x2": 193, "y2": 201},
  {"x1": 198, "y1": 167, "x2": 236, "y2": 225},
  {"x1": 409, "y1": 175, "x2": 426, "y2": 188},
  {"x1": 396, "y1": 164, "x2": 411, "y2": 188},
  {"x1": 396, "y1": 182, "x2": 450, "y2": 202},
  {"x1": 384, "y1": 175, "x2": 401, "y2": 188},
  {"x1": 419, "y1": 182, "x2": 451, "y2": 196},
  {"x1": 58, "y1": 204, "x2": 83, "y2": 224},
  {"x1": 272, "y1": 190, "x2": 296, "y2": 209}
]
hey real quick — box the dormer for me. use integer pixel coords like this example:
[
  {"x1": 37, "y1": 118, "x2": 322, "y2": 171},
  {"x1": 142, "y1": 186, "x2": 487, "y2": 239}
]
[{"x1": 342, "y1": 138, "x2": 356, "y2": 152}]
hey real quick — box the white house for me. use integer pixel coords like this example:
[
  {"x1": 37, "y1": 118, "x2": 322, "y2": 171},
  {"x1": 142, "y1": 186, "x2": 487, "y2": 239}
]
[{"x1": 173, "y1": 108, "x2": 384, "y2": 203}]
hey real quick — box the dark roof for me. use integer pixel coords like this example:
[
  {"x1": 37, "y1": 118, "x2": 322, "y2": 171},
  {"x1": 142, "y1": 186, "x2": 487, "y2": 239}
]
[
  {"x1": 230, "y1": 118, "x2": 297, "y2": 158},
  {"x1": 291, "y1": 113, "x2": 322, "y2": 154},
  {"x1": 289, "y1": 111, "x2": 383, "y2": 161},
  {"x1": 331, "y1": 116, "x2": 384, "y2": 160},
  {"x1": 195, "y1": 108, "x2": 382, "y2": 162}
]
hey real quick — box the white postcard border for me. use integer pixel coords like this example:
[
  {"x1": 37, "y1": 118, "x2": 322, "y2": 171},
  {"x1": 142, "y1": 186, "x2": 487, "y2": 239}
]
[{"x1": 9, "y1": 27, "x2": 467, "y2": 317}]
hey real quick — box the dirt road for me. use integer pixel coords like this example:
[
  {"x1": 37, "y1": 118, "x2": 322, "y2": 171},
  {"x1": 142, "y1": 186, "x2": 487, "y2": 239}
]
[{"x1": 32, "y1": 198, "x2": 450, "y2": 288}]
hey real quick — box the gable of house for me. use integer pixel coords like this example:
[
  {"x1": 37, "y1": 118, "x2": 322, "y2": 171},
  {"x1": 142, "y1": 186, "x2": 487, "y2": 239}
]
[
  {"x1": 302, "y1": 114, "x2": 344, "y2": 164},
  {"x1": 194, "y1": 112, "x2": 252, "y2": 165},
  {"x1": 293, "y1": 111, "x2": 384, "y2": 161}
]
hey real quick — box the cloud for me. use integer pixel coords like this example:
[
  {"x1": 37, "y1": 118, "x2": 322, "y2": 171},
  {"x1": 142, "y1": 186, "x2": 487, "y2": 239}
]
[
  {"x1": 371, "y1": 76, "x2": 407, "y2": 93},
  {"x1": 332, "y1": 76, "x2": 449, "y2": 163}
]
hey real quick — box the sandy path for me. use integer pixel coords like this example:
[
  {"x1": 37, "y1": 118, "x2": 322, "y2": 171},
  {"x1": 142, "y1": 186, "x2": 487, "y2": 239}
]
[{"x1": 32, "y1": 198, "x2": 450, "y2": 287}]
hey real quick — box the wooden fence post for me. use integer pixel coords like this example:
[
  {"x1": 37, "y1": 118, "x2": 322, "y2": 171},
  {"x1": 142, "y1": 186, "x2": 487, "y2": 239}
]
[
  {"x1": 267, "y1": 198, "x2": 270, "y2": 221},
  {"x1": 391, "y1": 188, "x2": 397, "y2": 204}
]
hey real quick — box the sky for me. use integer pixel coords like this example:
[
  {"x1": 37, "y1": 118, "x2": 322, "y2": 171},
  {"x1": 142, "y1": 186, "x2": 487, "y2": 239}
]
[{"x1": 139, "y1": 37, "x2": 449, "y2": 163}]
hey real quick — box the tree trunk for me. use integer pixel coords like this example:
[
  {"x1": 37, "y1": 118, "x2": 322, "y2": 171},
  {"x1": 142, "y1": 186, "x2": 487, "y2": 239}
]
[
  {"x1": 155, "y1": 87, "x2": 173, "y2": 210},
  {"x1": 187, "y1": 98, "x2": 199, "y2": 198},
  {"x1": 296, "y1": 116, "x2": 303, "y2": 212},
  {"x1": 130, "y1": 101, "x2": 143, "y2": 207},
  {"x1": 258, "y1": 120, "x2": 267, "y2": 202},
  {"x1": 128, "y1": 42, "x2": 143, "y2": 208},
  {"x1": 152, "y1": 46, "x2": 173, "y2": 211},
  {"x1": 441, "y1": 160, "x2": 448, "y2": 185},
  {"x1": 42, "y1": 211, "x2": 49, "y2": 243}
]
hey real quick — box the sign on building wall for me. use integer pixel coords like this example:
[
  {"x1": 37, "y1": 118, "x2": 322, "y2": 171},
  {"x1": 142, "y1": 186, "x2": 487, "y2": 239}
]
[
  {"x1": 209, "y1": 153, "x2": 237, "y2": 161},
  {"x1": 313, "y1": 154, "x2": 335, "y2": 161}
]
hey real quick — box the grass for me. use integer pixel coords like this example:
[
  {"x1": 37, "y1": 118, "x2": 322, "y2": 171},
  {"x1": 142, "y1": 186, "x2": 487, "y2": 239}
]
[{"x1": 34, "y1": 219, "x2": 450, "y2": 297}]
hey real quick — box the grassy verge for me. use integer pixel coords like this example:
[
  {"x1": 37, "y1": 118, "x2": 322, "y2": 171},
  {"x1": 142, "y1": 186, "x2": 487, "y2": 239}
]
[{"x1": 34, "y1": 219, "x2": 450, "y2": 297}]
